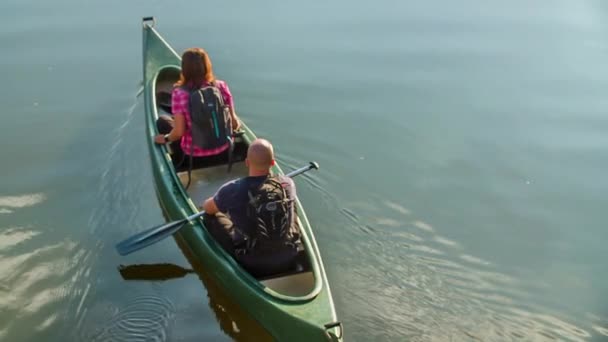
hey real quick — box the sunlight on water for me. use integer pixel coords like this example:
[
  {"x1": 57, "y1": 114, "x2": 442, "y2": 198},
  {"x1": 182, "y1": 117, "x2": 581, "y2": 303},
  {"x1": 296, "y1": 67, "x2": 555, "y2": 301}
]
[
  {"x1": 0, "y1": 241, "x2": 74, "y2": 285},
  {"x1": 460, "y1": 254, "x2": 491, "y2": 266},
  {"x1": 433, "y1": 235, "x2": 460, "y2": 248},
  {"x1": 409, "y1": 244, "x2": 444, "y2": 256},
  {"x1": 383, "y1": 201, "x2": 412, "y2": 216},
  {"x1": 36, "y1": 314, "x2": 58, "y2": 332},
  {"x1": 0, "y1": 227, "x2": 41, "y2": 250},
  {"x1": 412, "y1": 221, "x2": 435, "y2": 233},
  {"x1": 0, "y1": 193, "x2": 45, "y2": 208},
  {"x1": 21, "y1": 288, "x2": 61, "y2": 315},
  {"x1": 0, "y1": 236, "x2": 80, "y2": 339},
  {"x1": 593, "y1": 325, "x2": 608, "y2": 337},
  {"x1": 373, "y1": 218, "x2": 402, "y2": 227}
]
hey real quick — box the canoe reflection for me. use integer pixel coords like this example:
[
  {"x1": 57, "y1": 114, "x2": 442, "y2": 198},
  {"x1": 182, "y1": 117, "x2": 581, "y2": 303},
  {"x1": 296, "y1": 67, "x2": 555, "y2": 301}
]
[{"x1": 118, "y1": 260, "x2": 273, "y2": 341}]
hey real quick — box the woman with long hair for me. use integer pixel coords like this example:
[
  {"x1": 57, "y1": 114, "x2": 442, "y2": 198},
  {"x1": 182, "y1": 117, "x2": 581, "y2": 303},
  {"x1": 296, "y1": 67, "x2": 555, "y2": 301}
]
[{"x1": 154, "y1": 48, "x2": 241, "y2": 166}]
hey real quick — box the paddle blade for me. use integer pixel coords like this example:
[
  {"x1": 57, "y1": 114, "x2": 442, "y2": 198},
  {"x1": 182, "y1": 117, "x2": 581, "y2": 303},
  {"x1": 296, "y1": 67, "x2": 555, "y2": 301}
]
[{"x1": 115, "y1": 219, "x2": 188, "y2": 256}]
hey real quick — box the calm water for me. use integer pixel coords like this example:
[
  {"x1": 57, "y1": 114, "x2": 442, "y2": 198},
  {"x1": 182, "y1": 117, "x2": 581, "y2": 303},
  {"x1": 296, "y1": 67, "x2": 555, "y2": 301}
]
[{"x1": 1, "y1": 0, "x2": 608, "y2": 340}]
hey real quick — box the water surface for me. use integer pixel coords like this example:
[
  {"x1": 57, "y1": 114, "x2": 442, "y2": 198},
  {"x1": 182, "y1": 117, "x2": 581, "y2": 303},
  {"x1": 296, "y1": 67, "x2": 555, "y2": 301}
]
[{"x1": 1, "y1": 0, "x2": 607, "y2": 340}]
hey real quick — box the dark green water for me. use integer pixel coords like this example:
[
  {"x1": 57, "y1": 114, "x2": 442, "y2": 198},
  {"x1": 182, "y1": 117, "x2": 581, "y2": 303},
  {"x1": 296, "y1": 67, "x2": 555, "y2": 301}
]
[{"x1": 1, "y1": 0, "x2": 608, "y2": 341}]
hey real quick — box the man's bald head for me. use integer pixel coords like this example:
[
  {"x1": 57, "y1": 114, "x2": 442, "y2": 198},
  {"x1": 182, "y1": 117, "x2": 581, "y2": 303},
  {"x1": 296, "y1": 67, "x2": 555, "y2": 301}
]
[{"x1": 247, "y1": 138, "x2": 275, "y2": 172}]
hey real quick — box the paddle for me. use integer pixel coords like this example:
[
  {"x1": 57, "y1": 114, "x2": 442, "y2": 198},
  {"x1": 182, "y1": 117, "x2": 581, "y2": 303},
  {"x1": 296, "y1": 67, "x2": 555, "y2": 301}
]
[{"x1": 115, "y1": 161, "x2": 319, "y2": 256}]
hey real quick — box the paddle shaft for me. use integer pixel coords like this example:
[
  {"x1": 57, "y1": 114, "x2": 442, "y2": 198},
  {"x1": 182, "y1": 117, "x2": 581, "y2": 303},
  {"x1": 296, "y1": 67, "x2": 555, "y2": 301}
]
[{"x1": 286, "y1": 161, "x2": 319, "y2": 178}]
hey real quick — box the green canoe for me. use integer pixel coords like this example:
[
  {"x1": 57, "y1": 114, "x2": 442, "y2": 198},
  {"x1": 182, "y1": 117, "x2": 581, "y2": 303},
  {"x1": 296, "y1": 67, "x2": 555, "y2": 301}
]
[{"x1": 141, "y1": 17, "x2": 343, "y2": 341}]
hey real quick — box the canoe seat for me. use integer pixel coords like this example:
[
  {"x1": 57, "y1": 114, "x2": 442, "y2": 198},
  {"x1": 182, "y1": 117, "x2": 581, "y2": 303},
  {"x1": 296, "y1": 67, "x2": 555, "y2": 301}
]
[
  {"x1": 255, "y1": 249, "x2": 311, "y2": 281},
  {"x1": 156, "y1": 91, "x2": 172, "y2": 113},
  {"x1": 178, "y1": 161, "x2": 248, "y2": 204},
  {"x1": 172, "y1": 140, "x2": 248, "y2": 174},
  {"x1": 260, "y1": 271, "x2": 315, "y2": 297}
]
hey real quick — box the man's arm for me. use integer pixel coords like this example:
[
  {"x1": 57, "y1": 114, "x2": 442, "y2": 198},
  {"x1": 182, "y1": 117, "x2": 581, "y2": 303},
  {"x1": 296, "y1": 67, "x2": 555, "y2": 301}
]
[
  {"x1": 202, "y1": 179, "x2": 237, "y2": 215},
  {"x1": 202, "y1": 197, "x2": 219, "y2": 215}
]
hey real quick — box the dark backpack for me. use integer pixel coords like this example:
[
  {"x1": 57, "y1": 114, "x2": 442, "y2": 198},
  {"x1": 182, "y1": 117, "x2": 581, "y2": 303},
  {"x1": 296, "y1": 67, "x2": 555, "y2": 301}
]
[
  {"x1": 245, "y1": 177, "x2": 296, "y2": 253},
  {"x1": 185, "y1": 82, "x2": 232, "y2": 150}
]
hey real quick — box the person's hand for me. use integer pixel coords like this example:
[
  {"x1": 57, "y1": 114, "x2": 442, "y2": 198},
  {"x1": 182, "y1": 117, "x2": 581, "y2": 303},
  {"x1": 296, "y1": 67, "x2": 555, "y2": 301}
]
[
  {"x1": 154, "y1": 134, "x2": 166, "y2": 144},
  {"x1": 232, "y1": 118, "x2": 241, "y2": 131}
]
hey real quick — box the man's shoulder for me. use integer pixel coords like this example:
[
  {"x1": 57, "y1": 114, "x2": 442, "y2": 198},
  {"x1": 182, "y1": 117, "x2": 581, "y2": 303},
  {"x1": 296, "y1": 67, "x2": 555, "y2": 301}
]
[
  {"x1": 275, "y1": 175, "x2": 294, "y2": 187},
  {"x1": 233, "y1": 175, "x2": 294, "y2": 188},
  {"x1": 273, "y1": 175, "x2": 296, "y2": 198},
  {"x1": 219, "y1": 178, "x2": 245, "y2": 192},
  {"x1": 214, "y1": 178, "x2": 245, "y2": 204}
]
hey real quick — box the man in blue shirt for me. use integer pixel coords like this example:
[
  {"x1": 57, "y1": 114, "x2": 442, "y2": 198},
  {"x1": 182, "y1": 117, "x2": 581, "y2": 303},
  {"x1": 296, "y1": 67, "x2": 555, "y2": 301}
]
[{"x1": 202, "y1": 138, "x2": 301, "y2": 276}]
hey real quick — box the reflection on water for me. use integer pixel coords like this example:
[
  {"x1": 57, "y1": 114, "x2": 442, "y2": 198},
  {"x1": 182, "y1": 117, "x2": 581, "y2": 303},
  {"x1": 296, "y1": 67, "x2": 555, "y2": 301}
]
[
  {"x1": 118, "y1": 263, "x2": 194, "y2": 281},
  {"x1": 173, "y1": 237, "x2": 274, "y2": 342},
  {"x1": 115, "y1": 259, "x2": 273, "y2": 342}
]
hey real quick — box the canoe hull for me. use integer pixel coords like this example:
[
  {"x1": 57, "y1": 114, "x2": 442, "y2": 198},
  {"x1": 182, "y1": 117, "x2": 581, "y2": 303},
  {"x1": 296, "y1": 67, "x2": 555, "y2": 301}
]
[{"x1": 141, "y1": 18, "x2": 342, "y2": 341}]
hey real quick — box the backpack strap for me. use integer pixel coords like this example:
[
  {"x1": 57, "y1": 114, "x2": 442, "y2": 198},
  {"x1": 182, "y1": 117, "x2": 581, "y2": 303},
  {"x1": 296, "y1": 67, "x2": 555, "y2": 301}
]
[
  {"x1": 210, "y1": 80, "x2": 235, "y2": 173},
  {"x1": 182, "y1": 84, "x2": 204, "y2": 190}
]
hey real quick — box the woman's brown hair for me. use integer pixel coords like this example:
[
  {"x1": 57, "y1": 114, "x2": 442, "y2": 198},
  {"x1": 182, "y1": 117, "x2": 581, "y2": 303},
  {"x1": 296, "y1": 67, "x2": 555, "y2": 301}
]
[{"x1": 175, "y1": 48, "x2": 215, "y2": 87}]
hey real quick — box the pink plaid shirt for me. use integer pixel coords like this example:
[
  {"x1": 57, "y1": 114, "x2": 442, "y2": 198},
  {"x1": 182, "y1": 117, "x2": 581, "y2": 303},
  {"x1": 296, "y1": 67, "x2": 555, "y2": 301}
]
[{"x1": 172, "y1": 80, "x2": 234, "y2": 157}]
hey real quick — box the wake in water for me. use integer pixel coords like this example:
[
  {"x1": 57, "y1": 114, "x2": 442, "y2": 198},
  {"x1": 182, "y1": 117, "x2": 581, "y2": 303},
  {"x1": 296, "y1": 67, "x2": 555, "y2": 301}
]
[
  {"x1": 39, "y1": 87, "x2": 182, "y2": 341},
  {"x1": 64, "y1": 85, "x2": 269, "y2": 342}
]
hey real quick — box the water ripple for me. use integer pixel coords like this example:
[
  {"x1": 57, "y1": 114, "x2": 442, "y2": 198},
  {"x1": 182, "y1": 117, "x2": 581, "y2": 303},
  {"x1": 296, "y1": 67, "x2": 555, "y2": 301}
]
[
  {"x1": 328, "y1": 199, "x2": 594, "y2": 341},
  {"x1": 593, "y1": 325, "x2": 608, "y2": 337},
  {"x1": 383, "y1": 200, "x2": 412, "y2": 216},
  {"x1": 86, "y1": 295, "x2": 175, "y2": 342},
  {"x1": 63, "y1": 91, "x2": 178, "y2": 341},
  {"x1": 0, "y1": 236, "x2": 82, "y2": 338},
  {"x1": 276, "y1": 154, "x2": 338, "y2": 205}
]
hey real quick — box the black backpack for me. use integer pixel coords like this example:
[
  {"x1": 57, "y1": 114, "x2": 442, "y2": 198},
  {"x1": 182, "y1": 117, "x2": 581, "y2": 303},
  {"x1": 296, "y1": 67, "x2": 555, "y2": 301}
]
[
  {"x1": 182, "y1": 82, "x2": 235, "y2": 188},
  {"x1": 185, "y1": 82, "x2": 233, "y2": 151},
  {"x1": 245, "y1": 177, "x2": 296, "y2": 253}
]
